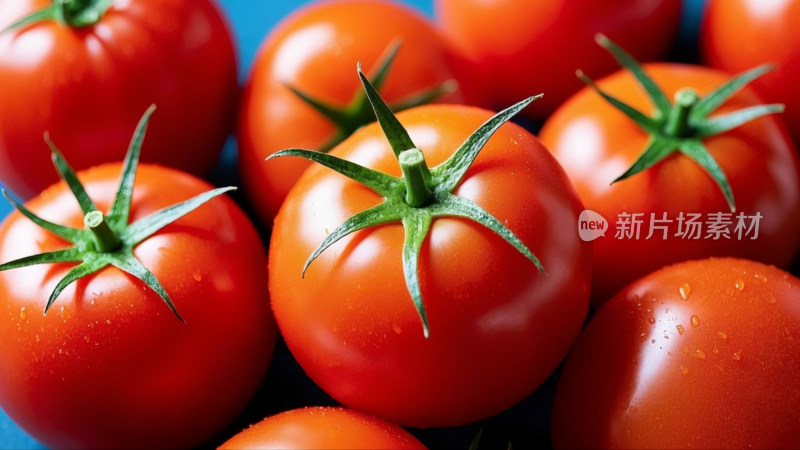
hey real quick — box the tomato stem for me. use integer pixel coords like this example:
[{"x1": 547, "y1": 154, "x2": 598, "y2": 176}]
[
  {"x1": 84, "y1": 211, "x2": 121, "y2": 252},
  {"x1": 664, "y1": 89, "x2": 700, "y2": 138},
  {"x1": 399, "y1": 149, "x2": 434, "y2": 207}
]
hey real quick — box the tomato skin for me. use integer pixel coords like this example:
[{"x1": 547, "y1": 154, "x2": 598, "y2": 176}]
[
  {"x1": 269, "y1": 104, "x2": 591, "y2": 428},
  {"x1": 0, "y1": 164, "x2": 275, "y2": 449},
  {"x1": 0, "y1": 0, "x2": 238, "y2": 199},
  {"x1": 220, "y1": 407, "x2": 426, "y2": 450},
  {"x1": 238, "y1": 0, "x2": 463, "y2": 227},
  {"x1": 702, "y1": 0, "x2": 800, "y2": 141},
  {"x1": 539, "y1": 63, "x2": 800, "y2": 306},
  {"x1": 552, "y1": 258, "x2": 800, "y2": 449},
  {"x1": 434, "y1": 0, "x2": 681, "y2": 118}
]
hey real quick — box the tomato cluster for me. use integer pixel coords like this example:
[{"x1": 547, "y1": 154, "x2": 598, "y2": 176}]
[{"x1": 1, "y1": 0, "x2": 800, "y2": 449}]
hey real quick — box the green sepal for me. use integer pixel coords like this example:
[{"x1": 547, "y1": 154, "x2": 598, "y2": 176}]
[
  {"x1": 1, "y1": 0, "x2": 113, "y2": 32},
  {"x1": 0, "y1": 106, "x2": 236, "y2": 321},
  {"x1": 584, "y1": 36, "x2": 785, "y2": 212},
  {"x1": 269, "y1": 67, "x2": 545, "y2": 337},
  {"x1": 285, "y1": 39, "x2": 454, "y2": 154}
]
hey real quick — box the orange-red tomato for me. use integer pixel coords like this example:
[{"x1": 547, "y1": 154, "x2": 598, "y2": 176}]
[
  {"x1": 435, "y1": 0, "x2": 681, "y2": 118},
  {"x1": 238, "y1": 0, "x2": 462, "y2": 227},
  {"x1": 269, "y1": 104, "x2": 591, "y2": 427},
  {"x1": 220, "y1": 407, "x2": 426, "y2": 450},
  {"x1": 540, "y1": 63, "x2": 800, "y2": 305},
  {"x1": 552, "y1": 258, "x2": 800, "y2": 449},
  {"x1": 0, "y1": 164, "x2": 275, "y2": 449},
  {"x1": 0, "y1": 0, "x2": 238, "y2": 199},
  {"x1": 702, "y1": 0, "x2": 800, "y2": 141}
]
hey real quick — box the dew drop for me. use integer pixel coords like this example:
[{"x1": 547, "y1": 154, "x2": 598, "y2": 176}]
[
  {"x1": 34, "y1": 334, "x2": 40, "y2": 343},
  {"x1": 105, "y1": 319, "x2": 112, "y2": 325},
  {"x1": 719, "y1": 331, "x2": 727, "y2": 340},
  {"x1": 735, "y1": 279, "x2": 745, "y2": 291},
  {"x1": 58, "y1": 306, "x2": 71, "y2": 322},
  {"x1": 676, "y1": 324, "x2": 685, "y2": 335},
  {"x1": 679, "y1": 283, "x2": 692, "y2": 301},
  {"x1": 768, "y1": 297, "x2": 777, "y2": 305},
  {"x1": 693, "y1": 349, "x2": 706, "y2": 360},
  {"x1": 392, "y1": 324, "x2": 402, "y2": 335},
  {"x1": 690, "y1": 315, "x2": 700, "y2": 327},
  {"x1": 732, "y1": 350, "x2": 743, "y2": 361},
  {"x1": 84, "y1": 336, "x2": 90, "y2": 343},
  {"x1": 680, "y1": 366, "x2": 689, "y2": 375},
  {"x1": 648, "y1": 317, "x2": 656, "y2": 324},
  {"x1": 19, "y1": 307, "x2": 27, "y2": 320},
  {"x1": 193, "y1": 273, "x2": 202, "y2": 282}
]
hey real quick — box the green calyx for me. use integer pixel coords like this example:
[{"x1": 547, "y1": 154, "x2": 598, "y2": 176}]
[
  {"x1": 268, "y1": 65, "x2": 545, "y2": 338},
  {"x1": 285, "y1": 39, "x2": 458, "y2": 153},
  {"x1": 0, "y1": 105, "x2": 235, "y2": 322},
  {"x1": 579, "y1": 34, "x2": 785, "y2": 212},
  {"x1": 2, "y1": 0, "x2": 113, "y2": 32}
]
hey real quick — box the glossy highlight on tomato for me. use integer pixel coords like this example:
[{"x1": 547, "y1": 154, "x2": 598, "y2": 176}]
[
  {"x1": 0, "y1": 163, "x2": 275, "y2": 449},
  {"x1": 552, "y1": 258, "x2": 800, "y2": 449},
  {"x1": 269, "y1": 103, "x2": 591, "y2": 428},
  {"x1": 238, "y1": 0, "x2": 462, "y2": 226},
  {"x1": 540, "y1": 62, "x2": 800, "y2": 305},
  {"x1": 435, "y1": 0, "x2": 681, "y2": 118},
  {"x1": 0, "y1": 0, "x2": 238, "y2": 199},
  {"x1": 220, "y1": 407, "x2": 426, "y2": 450}
]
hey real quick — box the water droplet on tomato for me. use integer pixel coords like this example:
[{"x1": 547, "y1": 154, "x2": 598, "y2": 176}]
[
  {"x1": 676, "y1": 325, "x2": 685, "y2": 335},
  {"x1": 193, "y1": 273, "x2": 202, "y2": 282},
  {"x1": 735, "y1": 279, "x2": 745, "y2": 291},
  {"x1": 690, "y1": 315, "x2": 700, "y2": 327},
  {"x1": 680, "y1": 366, "x2": 689, "y2": 375},
  {"x1": 19, "y1": 307, "x2": 27, "y2": 320},
  {"x1": 768, "y1": 297, "x2": 777, "y2": 305},
  {"x1": 719, "y1": 331, "x2": 727, "y2": 340},
  {"x1": 58, "y1": 306, "x2": 71, "y2": 322},
  {"x1": 105, "y1": 319, "x2": 112, "y2": 325},
  {"x1": 732, "y1": 350, "x2": 743, "y2": 361},
  {"x1": 648, "y1": 317, "x2": 656, "y2": 325},
  {"x1": 693, "y1": 349, "x2": 706, "y2": 360},
  {"x1": 392, "y1": 324, "x2": 402, "y2": 335},
  {"x1": 679, "y1": 283, "x2": 691, "y2": 301}
]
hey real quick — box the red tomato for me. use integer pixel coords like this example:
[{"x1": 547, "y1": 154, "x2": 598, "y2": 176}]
[
  {"x1": 702, "y1": 0, "x2": 800, "y2": 141},
  {"x1": 0, "y1": 0, "x2": 238, "y2": 199},
  {"x1": 552, "y1": 258, "x2": 800, "y2": 449},
  {"x1": 238, "y1": 0, "x2": 463, "y2": 226},
  {"x1": 269, "y1": 104, "x2": 591, "y2": 427},
  {"x1": 0, "y1": 164, "x2": 275, "y2": 449},
  {"x1": 435, "y1": 0, "x2": 681, "y2": 118},
  {"x1": 220, "y1": 407, "x2": 426, "y2": 450},
  {"x1": 540, "y1": 63, "x2": 800, "y2": 305}
]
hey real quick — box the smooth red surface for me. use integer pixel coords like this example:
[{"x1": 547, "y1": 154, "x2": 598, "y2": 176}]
[
  {"x1": 435, "y1": 0, "x2": 681, "y2": 118},
  {"x1": 540, "y1": 63, "x2": 800, "y2": 306},
  {"x1": 702, "y1": 0, "x2": 800, "y2": 141},
  {"x1": 0, "y1": 0, "x2": 238, "y2": 199},
  {"x1": 552, "y1": 258, "x2": 800, "y2": 449},
  {"x1": 238, "y1": 0, "x2": 462, "y2": 227},
  {"x1": 269, "y1": 104, "x2": 591, "y2": 428},
  {"x1": 0, "y1": 164, "x2": 275, "y2": 449},
  {"x1": 220, "y1": 407, "x2": 426, "y2": 450}
]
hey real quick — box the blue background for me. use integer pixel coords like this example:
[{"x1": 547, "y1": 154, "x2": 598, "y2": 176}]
[{"x1": 0, "y1": 0, "x2": 704, "y2": 448}]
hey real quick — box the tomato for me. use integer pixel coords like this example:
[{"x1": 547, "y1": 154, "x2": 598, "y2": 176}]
[
  {"x1": 269, "y1": 99, "x2": 591, "y2": 427},
  {"x1": 702, "y1": 0, "x2": 800, "y2": 141},
  {"x1": 434, "y1": 0, "x2": 681, "y2": 119},
  {"x1": 238, "y1": 0, "x2": 463, "y2": 226},
  {"x1": 0, "y1": 160, "x2": 275, "y2": 447},
  {"x1": 0, "y1": 0, "x2": 238, "y2": 199},
  {"x1": 220, "y1": 407, "x2": 426, "y2": 450},
  {"x1": 540, "y1": 60, "x2": 800, "y2": 306},
  {"x1": 552, "y1": 258, "x2": 800, "y2": 449}
]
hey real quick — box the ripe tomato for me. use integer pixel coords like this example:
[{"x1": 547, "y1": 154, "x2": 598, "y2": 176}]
[
  {"x1": 540, "y1": 62, "x2": 800, "y2": 306},
  {"x1": 220, "y1": 407, "x2": 426, "y2": 450},
  {"x1": 702, "y1": 0, "x2": 800, "y2": 141},
  {"x1": 269, "y1": 102, "x2": 591, "y2": 428},
  {"x1": 0, "y1": 0, "x2": 238, "y2": 199},
  {"x1": 238, "y1": 0, "x2": 463, "y2": 226},
  {"x1": 434, "y1": 0, "x2": 681, "y2": 118},
  {"x1": 0, "y1": 163, "x2": 275, "y2": 449},
  {"x1": 552, "y1": 258, "x2": 800, "y2": 449}
]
